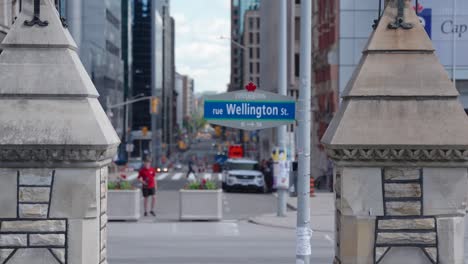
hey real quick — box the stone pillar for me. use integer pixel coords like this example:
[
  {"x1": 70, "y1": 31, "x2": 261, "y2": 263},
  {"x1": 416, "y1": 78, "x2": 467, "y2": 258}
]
[
  {"x1": 0, "y1": 1, "x2": 119, "y2": 263},
  {"x1": 323, "y1": 1, "x2": 468, "y2": 264}
]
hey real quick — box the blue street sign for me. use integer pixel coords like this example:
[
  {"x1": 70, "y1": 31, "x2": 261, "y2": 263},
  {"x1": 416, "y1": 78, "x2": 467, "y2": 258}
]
[
  {"x1": 215, "y1": 154, "x2": 228, "y2": 164},
  {"x1": 203, "y1": 89, "x2": 296, "y2": 131}
]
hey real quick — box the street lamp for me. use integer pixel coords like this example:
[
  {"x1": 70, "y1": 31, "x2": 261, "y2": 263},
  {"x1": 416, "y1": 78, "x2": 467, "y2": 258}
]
[{"x1": 219, "y1": 36, "x2": 247, "y2": 50}]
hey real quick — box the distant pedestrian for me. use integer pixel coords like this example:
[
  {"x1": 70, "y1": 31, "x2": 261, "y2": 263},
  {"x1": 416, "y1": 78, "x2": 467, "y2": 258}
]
[
  {"x1": 259, "y1": 160, "x2": 270, "y2": 192},
  {"x1": 186, "y1": 160, "x2": 196, "y2": 179},
  {"x1": 138, "y1": 160, "x2": 157, "y2": 217},
  {"x1": 263, "y1": 159, "x2": 274, "y2": 193}
]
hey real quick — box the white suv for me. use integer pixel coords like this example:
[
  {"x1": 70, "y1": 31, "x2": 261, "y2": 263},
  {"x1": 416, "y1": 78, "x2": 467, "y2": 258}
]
[{"x1": 222, "y1": 159, "x2": 266, "y2": 193}]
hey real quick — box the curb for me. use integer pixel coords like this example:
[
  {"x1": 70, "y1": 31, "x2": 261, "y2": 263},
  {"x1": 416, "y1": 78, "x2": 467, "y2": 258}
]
[
  {"x1": 248, "y1": 216, "x2": 335, "y2": 233},
  {"x1": 272, "y1": 193, "x2": 298, "y2": 211},
  {"x1": 247, "y1": 218, "x2": 295, "y2": 230}
]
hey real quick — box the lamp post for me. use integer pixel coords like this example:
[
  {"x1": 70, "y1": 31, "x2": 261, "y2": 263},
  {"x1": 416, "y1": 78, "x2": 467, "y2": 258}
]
[{"x1": 219, "y1": 35, "x2": 248, "y2": 155}]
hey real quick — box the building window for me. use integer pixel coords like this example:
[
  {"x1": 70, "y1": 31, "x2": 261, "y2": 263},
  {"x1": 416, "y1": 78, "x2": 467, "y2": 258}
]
[
  {"x1": 249, "y1": 17, "x2": 254, "y2": 29},
  {"x1": 256, "y1": 63, "x2": 260, "y2": 73},
  {"x1": 106, "y1": 10, "x2": 120, "y2": 29},
  {"x1": 296, "y1": 0, "x2": 301, "y2": 4},
  {"x1": 257, "y1": 17, "x2": 260, "y2": 28},
  {"x1": 257, "y1": 78, "x2": 260, "y2": 87},
  {"x1": 250, "y1": 63, "x2": 253, "y2": 74},
  {"x1": 257, "y1": 32, "x2": 260, "y2": 44},
  {"x1": 249, "y1": 48, "x2": 253, "y2": 58},
  {"x1": 257, "y1": 48, "x2": 260, "y2": 58},
  {"x1": 295, "y1": 53, "x2": 300, "y2": 77},
  {"x1": 295, "y1": 18, "x2": 301, "y2": 41},
  {"x1": 249, "y1": 32, "x2": 253, "y2": 43},
  {"x1": 106, "y1": 40, "x2": 120, "y2": 57},
  {"x1": 234, "y1": 19, "x2": 238, "y2": 25}
]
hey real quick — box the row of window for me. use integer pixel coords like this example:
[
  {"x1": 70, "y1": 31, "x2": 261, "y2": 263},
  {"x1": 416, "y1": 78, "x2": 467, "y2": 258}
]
[
  {"x1": 248, "y1": 17, "x2": 260, "y2": 30},
  {"x1": 248, "y1": 47, "x2": 260, "y2": 59},
  {"x1": 248, "y1": 32, "x2": 260, "y2": 44},
  {"x1": 106, "y1": 40, "x2": 120, "y2": 57},
  {"x1": 249, "y1": 62, "x2": 260, "y2": 74},
  {"x1": 106, "y1": 9, "x2": 120, "y2": 29}
]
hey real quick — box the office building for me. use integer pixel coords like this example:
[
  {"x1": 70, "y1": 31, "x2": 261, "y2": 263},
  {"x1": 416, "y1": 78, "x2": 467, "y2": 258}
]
[
  {"x1": 161, "y1": 1, "x2": 176, "y2": 154},
  {"x1": 175, "y1": 72, "x2": 184, "y2": 130},
  {"x1": 229, "y1": 0, "x2": 260, "y2": 91},
  {"x1": 121, "y1": 0, "x2": 134, "y2": 147},
  {"x1": 243, "y1": 10, "x2": 261, "y2": 86},
  {"x1": 257, "y1": 0, "x2": 339, "y2": 179},
  {"x1": 182, "y1": 75, "x2": 195, "y2": 119},
  {"x1": 66, "y1": 0, "x2": 125, "y2": 136},
  {"x1": 132, "y1": 0, "x2": 162, "y2": 131}
]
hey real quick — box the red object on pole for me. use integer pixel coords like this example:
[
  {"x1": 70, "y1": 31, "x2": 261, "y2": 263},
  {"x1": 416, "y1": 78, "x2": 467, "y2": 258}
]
[
  {"x1": 310, "y1": 177, "x2": 316, "y2": 197},
  {"x1": 245, "y1": 82, "x2": 257, "y2": 92}
]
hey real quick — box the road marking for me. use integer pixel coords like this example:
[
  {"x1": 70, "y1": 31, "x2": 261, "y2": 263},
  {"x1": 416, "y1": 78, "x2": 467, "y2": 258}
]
[
  {"x1": 203, "y1": 173, "x2": 211, "y2": 180},
  {"x1": 171, "y1": 173, "x2": 183, "y2": 180},
  {"x1": 157, "y1": 173, "x2": 168, "y2": 180}
]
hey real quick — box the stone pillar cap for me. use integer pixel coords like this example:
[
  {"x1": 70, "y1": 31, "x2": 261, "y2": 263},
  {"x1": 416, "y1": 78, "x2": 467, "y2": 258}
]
[
  {"x1": 0, "y1": 0, "x2": 120, "y2": 163},
  {"x1": 322, "y1": 0, "x2": 468, "y2": 163}
]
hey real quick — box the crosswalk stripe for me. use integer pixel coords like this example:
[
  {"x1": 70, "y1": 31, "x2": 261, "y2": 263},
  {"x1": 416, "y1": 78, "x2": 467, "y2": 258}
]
[
  {"x1": 171, "y1": 173, "x2": 183, "y2": 180},
  {"x1": 157, "y1": 173, "x2": 168, "y2": 180},
  {"x1": 156, "y1": 173, "x2": 225, "y2": 181}
]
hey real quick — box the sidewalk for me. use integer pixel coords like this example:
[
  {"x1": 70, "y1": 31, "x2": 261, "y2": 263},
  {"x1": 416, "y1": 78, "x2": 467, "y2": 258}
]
[{"x1": 249, "y1": 192, "x2": 335, "y2": 232}]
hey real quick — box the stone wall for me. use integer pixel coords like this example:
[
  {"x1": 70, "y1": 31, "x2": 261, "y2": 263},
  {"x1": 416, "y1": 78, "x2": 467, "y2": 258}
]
[
  {"x1": 0, "y1": 167, "x2": 106, "y2": 264},
  {"x1": 0, "y1": 170, "x2": 68, "y2": 264},
  {"x1": 100, "y1": 167, "x2": 108, "y2": 264},
  {"x1": 334, "y1": 167, "x2": 467, "y2": 264}
]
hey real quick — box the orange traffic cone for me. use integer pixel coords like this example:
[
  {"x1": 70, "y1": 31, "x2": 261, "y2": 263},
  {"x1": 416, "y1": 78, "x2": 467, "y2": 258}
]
[{"x1": 310, "y1": 177, "x2": 316, "y2": 197}]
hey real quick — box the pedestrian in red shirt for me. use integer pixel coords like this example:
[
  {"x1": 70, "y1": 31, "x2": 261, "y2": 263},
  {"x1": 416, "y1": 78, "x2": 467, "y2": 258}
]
[{"x1": 138, "y1": 160, "x2": 157, "y2": 216}]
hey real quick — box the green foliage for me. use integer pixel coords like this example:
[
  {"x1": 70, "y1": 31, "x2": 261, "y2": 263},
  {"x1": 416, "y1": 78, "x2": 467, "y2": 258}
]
[
  {"x1": 204, "y1": 180, "x2": 217, "y2": 190},
  {"x1": 108, "y1": 180, "x2": 133, "y2": 190},
  {"x1": 185, "y1": 179, "x2": 218, "y2": 190}
]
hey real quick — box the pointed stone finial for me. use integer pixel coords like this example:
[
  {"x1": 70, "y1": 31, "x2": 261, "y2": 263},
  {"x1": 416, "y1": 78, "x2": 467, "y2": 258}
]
[
  {"x1": 0, "y1": 0, "x2": 118, "y2": 263},
  {"x1": 387, "y1": 0, "x2": 413, "y2": 29}
]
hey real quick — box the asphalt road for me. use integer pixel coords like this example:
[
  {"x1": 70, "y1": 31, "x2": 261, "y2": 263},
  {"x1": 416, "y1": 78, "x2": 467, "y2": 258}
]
[
  {"x1": 108, "y1": 221, "x2": 335, "y2": 264},
  {"x1": 109, "y1": 139, "x2": 468, "y2": 263},
  {"x1": 107, "y1": 171, "x2": 333, "y2": 264},
  {"x1": 108, "y1": 138, "x2": 336, "y2": 264}
]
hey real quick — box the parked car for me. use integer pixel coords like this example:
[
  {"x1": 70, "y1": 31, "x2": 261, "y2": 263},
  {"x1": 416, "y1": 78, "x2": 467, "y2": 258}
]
[{"x1": 221, "y1": 158, "x2": 265, "y2": 193}]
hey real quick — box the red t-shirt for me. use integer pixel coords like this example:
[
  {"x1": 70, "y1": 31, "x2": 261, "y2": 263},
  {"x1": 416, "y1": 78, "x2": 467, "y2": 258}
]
[{"x1": 138, "y1": 167, "x2": 156, "y2": 189}]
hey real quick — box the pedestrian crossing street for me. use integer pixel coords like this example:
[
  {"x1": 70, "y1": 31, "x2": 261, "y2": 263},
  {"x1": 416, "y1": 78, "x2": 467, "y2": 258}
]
[{"x1": 156, "y1": 172, "x2": 223, "y2": 181}]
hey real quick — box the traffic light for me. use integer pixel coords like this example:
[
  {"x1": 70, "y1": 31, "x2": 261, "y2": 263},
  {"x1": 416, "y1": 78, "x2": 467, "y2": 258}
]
[
  {"x1": 142, "y1": 126, "x2": 148, "y2": 137},
  {"x1": 150, "y1": 97, "x2": 159, "y2": 114}
]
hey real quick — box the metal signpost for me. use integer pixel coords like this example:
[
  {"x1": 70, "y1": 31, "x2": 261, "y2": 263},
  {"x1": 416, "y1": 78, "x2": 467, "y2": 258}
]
[{"x1": 204, "y1": 83, "x2": 296, "y2": 130}]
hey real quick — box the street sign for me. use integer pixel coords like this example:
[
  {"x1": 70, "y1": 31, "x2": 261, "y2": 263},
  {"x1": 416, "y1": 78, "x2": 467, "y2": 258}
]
[{"x1": 204, "y1": 86, "x2": 296, "y2": 131}]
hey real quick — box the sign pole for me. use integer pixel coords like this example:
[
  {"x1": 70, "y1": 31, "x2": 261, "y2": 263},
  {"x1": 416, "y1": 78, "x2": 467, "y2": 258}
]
[
  {"x1": 276, "y1": 0, "x2": 288, "y2": 218},
  {"x1": 296, "y1": 0, "x2": 312, "y2": 263}
]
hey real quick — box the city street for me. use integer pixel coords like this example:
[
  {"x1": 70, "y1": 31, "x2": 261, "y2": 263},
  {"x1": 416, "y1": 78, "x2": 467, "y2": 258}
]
[
  {"x1": 107, "y1": 138, "x2": 468, "y2": 264},
  {"x1": 107, "y1": 139, "x2": 335, "y2": 264}
]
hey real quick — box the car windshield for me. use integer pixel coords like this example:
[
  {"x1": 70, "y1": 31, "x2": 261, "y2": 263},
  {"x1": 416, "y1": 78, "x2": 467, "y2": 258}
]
[{"x1": 226, "y1": 161, "x2": 257, "y2": 171}]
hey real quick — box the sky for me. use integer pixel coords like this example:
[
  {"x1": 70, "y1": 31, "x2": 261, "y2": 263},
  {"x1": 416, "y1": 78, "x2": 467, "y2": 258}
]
[{"x1": 171, "y1": 0, "x2": 231, "y2": 94}]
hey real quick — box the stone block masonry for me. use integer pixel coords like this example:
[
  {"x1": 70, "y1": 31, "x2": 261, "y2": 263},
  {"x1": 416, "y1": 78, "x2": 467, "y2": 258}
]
[
  {"x1": 0, "y1": 170, "x2": 68, "y2": 264},
  {"x1": 375, "y1": 168, "x2": 438, "y2": 264},
  {"x1": 99, "y1": 167, "x2": 108, "y2": 264}
]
